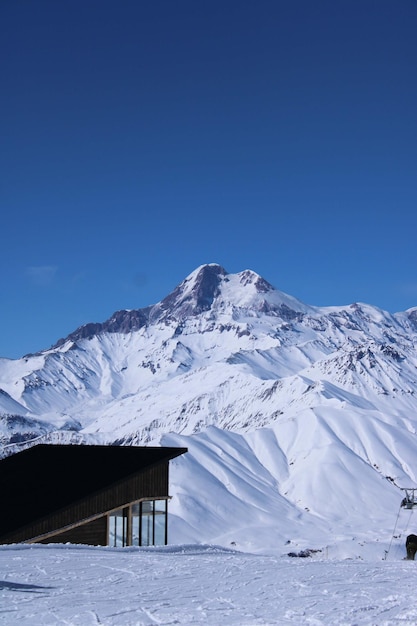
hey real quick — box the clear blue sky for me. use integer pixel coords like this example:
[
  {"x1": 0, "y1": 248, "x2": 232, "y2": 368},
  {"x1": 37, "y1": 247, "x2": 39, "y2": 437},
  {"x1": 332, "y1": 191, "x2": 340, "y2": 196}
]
[{"x1": 1, "y1": 0, "x2": 416, "y2": 359}]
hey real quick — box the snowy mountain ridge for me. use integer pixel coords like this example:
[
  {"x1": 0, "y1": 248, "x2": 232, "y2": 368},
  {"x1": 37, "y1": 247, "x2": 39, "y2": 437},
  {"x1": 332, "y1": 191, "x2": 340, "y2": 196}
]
[{"x1": 1, "y1": 263, "x2": 417, "y2": 554}]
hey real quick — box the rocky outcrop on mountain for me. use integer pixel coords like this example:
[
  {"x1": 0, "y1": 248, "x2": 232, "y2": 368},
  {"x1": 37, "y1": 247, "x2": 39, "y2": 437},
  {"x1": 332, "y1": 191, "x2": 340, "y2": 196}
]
[{"x1": 53, "y1": 308, "x2": 151, "y2": 347}]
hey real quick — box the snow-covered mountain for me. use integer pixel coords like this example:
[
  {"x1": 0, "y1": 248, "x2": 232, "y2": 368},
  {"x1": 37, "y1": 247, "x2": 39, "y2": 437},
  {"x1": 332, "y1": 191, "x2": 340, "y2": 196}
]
[{"x1": 2, "y1": 263, "x2": 417, "y2": 555}]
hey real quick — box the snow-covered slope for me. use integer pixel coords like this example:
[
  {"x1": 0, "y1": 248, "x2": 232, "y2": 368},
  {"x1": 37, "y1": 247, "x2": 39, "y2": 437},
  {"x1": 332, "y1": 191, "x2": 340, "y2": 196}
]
[
  {"x1": 3, "y1": 544, "x2": 417, "y2": 625},
  {"x1": 1, "y1": 263, "x2": 417, "y2": 554}
]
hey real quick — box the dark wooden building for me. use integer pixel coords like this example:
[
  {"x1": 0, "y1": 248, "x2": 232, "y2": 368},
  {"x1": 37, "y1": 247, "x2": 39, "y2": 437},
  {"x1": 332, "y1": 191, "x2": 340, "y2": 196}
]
[{"x1": 0, "y1": 444, "x2": 187, "y2": 546}]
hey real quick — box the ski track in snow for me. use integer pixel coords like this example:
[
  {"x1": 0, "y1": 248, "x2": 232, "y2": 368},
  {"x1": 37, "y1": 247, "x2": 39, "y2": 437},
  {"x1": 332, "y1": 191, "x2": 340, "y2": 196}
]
[{"x1": 1, "y1": 544, "x2": 417, "y2": 626}]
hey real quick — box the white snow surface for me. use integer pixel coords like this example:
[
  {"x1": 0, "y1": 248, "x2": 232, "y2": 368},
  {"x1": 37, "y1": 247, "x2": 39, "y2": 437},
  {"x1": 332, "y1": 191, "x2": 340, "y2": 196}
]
[{"x1": 2, "y1": 543, "x2": 417, "y2": 625}]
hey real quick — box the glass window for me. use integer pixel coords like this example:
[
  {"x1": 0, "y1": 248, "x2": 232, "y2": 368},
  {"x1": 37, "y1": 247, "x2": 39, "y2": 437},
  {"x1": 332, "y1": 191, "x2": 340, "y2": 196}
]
[
  {"x1": 131, "y1": 503, "x2": 140, "y2": 547},
  {"x1": 154, "y1": 500, "x2": 167, "y2": 546},
  {"x1": 109, "y1": 508, "x2": 127, "y2": 547},
  {"x1": 141, "y1": 501, "x2": 154, "y2": 546},
  {"x1": 108, "y1": 500, "x2": 168, "y2": 547}
]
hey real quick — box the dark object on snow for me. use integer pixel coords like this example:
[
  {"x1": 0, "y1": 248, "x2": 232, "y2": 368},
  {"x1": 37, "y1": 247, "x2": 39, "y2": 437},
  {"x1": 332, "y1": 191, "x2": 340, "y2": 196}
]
[
  {"x1": 287, "y1": 549, "x2": 321, "y2": 558},
  {"x1": 406, "y1": 534, "x2": 417, "y2": 560}
]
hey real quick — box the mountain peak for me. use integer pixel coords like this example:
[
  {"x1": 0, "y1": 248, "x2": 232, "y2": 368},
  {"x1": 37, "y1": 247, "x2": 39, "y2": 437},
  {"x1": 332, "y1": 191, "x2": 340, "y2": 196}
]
[
  {"x1": 237, "y1": 269, "x2": 274, "y2": 293},
  {"x1": 54, "y1": 263, "x2": 312, "y2": 347},
  {"x1": 184, "y1": 263, "x2": 228, "y2": 288},
  {"x1": 153, "y1": 264, "x2": 227, "y2": 320}
]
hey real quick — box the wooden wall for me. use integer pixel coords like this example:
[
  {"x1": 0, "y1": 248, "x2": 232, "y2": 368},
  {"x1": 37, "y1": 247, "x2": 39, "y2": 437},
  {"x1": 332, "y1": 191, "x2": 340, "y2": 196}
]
[
  {"x1": 40, "y1": 516, "x2": 108, "y2": 546},
  {"x1": 2, "y1": 463, "x2": 168, "y2": 544}
]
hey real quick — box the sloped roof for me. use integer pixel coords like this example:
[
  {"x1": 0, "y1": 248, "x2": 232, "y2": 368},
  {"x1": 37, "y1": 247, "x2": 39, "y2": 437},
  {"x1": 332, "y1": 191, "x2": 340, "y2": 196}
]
[{"x1": 0, "y1": 444, "x2": 187, "y2": 539}]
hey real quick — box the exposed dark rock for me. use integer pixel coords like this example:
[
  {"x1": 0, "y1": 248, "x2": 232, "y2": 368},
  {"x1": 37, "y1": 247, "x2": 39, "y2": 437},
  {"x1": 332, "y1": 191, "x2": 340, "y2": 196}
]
[
  {"x1": 408, "y1": 309, "x2": 417, "y2": 329},
  {"x1": 380, "y1": 344, "x2": 403, "y2": 361},
  {"x1": 152, "y1": 264, "x2": 226, "y2": 321},
  {"x1": 53, "y1": 308, "x2": 150, "y2": 347},
  {"x1": 239, "y1": 270, "x2": 274, "y2": 293},
  {"x1": 102, "y1": 308, "x2": 150, "y2": 333},
  {"x1": 276, "y1": 304, "x2": 303, "y2": 321},
  {"x1": 287, "y1": 549, "x2": 321, "y2": 558}
]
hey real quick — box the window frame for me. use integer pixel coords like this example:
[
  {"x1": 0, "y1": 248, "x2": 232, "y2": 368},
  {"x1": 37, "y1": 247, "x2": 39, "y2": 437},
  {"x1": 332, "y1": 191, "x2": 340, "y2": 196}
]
[{"x1": 107, "y1": 498, "x2": 169, "y2": 547}]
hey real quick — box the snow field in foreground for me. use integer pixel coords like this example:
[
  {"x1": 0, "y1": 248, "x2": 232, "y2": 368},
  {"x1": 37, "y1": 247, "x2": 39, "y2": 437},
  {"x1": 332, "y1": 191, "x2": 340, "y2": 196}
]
[{"x1": 1, "y1": 544, "x2": 417, "y2": 625}]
